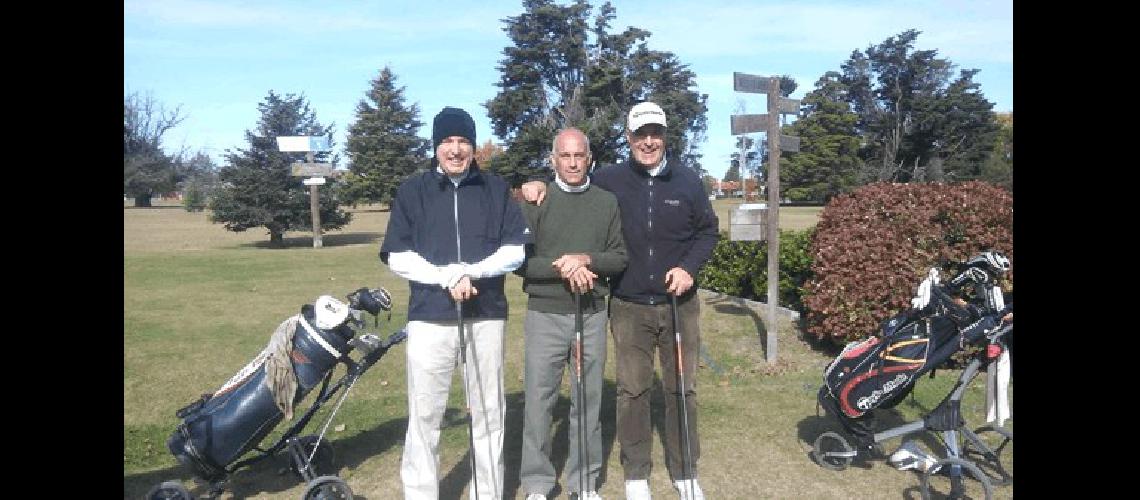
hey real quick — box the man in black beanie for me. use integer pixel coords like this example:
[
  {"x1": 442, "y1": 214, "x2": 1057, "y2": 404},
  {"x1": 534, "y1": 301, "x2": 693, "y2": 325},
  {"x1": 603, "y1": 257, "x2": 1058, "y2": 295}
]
[{"x1": 380, "y1": 106, "x2": 531, "y2": 499}]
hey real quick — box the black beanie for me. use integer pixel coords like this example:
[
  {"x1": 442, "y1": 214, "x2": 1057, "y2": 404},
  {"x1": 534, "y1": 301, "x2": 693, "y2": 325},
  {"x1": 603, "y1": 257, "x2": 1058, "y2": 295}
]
[{"x1": 432, "y1": 107, "x2": 476, "y2": 152}]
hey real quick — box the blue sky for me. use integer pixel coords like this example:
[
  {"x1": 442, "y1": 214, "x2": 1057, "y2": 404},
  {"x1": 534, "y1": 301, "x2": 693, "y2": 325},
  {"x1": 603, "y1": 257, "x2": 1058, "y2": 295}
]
[{"x1": 124, "y1": 0, "x2": 1012, "y2": 180}]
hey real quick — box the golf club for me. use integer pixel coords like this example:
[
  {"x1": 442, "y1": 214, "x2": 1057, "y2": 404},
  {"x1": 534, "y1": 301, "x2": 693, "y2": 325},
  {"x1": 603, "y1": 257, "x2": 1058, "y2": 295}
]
[
  {"x1": 455, "y1": 300, "x2": 480, "y2": 500},
  {"x1": 670, "y1": 294, "x2": 696, "y2": 500},
  {"x1": 573, "y1": 291, "x2": 588, "y2": 497}
]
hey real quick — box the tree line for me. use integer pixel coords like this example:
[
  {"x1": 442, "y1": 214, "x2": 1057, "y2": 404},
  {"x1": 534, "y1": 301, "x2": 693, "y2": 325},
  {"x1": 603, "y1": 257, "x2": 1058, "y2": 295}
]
[{"x1": 123, "y1": 1, "x2": 1011, "y2": 243}]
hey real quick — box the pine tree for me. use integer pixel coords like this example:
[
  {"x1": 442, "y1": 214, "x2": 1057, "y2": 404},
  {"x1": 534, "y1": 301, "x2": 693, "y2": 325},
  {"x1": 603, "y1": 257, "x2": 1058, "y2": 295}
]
[
  {"x1": 339, "y1": 67, "x2": 429, "y2": 207},
  {"x1": 781, "y1": 72, "x2": 863, "y2": 202},
  {"x1": 124, "y1": 92, "x2": 185, "y2": 207},
  {"x1": 486, "y1": 0, "x2": 707, "y2": 184},
  {"x1": 209, "y1": 91, "x2": 350, "y2": 245},
  {"x1": 979, "y1": 112, "x2": 1012, "y2": 189},
  {"x1": 839, "y1": 29, "x2": 998, "y2": 183}
]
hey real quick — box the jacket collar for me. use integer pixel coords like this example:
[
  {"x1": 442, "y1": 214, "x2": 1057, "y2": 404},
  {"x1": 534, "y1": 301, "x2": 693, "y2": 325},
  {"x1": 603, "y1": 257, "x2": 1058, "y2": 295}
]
[
  {"x1": 430, "y1": 161, "x2": 484, "y2": 188},
  {"x1": 626, "y1": 155, "x2": 674, "y2": 179}
]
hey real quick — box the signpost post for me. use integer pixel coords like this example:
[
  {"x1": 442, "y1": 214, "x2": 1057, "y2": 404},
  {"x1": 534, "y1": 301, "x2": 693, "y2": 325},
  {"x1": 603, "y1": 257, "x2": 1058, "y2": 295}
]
[
  {"x1": 276, "y1": 136, "x2": 333, "y2": 248},
  {"x1": 730, "y1": 72, "x2": 801, "y2": 363}
]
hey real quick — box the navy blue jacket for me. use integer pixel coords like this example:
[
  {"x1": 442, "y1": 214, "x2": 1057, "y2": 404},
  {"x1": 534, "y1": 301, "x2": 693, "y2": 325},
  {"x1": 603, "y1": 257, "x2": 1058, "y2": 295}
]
[
  {"x1": 593, "y1": 158, "x2": 720, "y2": 305},
  {"x1": 380, "y1": 165, "x2": 531, "y2": 321}
]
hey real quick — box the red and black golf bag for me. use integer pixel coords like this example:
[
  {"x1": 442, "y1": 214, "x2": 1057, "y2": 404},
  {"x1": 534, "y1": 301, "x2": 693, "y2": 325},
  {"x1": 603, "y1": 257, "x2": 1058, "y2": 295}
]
[{"x1": 817, "y1": 252, "x2": 1011, "y2": 448}]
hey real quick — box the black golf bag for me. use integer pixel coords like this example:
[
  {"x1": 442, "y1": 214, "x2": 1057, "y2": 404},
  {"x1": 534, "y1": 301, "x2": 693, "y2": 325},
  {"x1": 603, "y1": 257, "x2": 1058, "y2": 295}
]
[
  {"x1": 166, "y1": 288, "x2": 393, "y2": 483},
  {"x1": 818, "y1": 257, "x2": 1010, "y2": 447}
]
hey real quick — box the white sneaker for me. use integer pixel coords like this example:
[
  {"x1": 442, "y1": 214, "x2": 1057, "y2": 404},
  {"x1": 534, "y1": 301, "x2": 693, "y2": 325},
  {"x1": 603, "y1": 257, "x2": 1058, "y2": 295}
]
[
  {"x1": 889, "y1": 440, "x2": 937, "y2": 472},
  {"x1": 625, "y1": 479, "x2": 652, "y2": 500},
  {"x1": 579, "y1": 491, "x2": 603, "y2": 500},
  {"x1": 673, "y1": 479, "x2": 705, "y2": 500},
  {"x1": 525, "y1": 494, "x2": 547, "y2": 500}
]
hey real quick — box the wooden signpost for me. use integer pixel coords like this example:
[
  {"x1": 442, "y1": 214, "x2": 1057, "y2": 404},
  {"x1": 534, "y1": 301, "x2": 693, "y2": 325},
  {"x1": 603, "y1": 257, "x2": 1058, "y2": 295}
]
[
  {"x1": 730, "y1": 72, "x2": 801, "y2": 363},
  {"x1": 276, "y1": 136, "x2": 333, "y2": 248}
]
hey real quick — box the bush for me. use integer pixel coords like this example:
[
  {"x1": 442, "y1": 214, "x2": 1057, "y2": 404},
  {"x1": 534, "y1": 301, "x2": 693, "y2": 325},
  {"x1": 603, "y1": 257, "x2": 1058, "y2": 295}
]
[
  {"x1": 697, "y1": 228, "x2": 815, "y2": 310},
  {"x1": 801, "y1": 181, "x2": 1013, "y2": 344},
  {"x1": 182, "y1": 182, "x2": 207, "y2": 212}
]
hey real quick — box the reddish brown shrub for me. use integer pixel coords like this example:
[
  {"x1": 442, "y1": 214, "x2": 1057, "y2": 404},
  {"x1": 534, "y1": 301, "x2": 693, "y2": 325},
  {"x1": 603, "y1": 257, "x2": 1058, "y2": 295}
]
[{"x1": 802, "y1": 181, "x2": 1013, "y2": 344}]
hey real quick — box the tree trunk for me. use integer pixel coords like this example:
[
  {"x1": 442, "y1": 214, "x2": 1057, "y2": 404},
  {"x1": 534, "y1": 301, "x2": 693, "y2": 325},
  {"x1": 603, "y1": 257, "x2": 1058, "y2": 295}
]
[
  {"x1": 134, "y1": 194, "x2": 153, "y2": 207},
  {"x1": 270, "y1": 230, "x2": 284, "y2": 246},
  {"x1": 927, "y1": 156, "x2": 945, "y2": 182}
]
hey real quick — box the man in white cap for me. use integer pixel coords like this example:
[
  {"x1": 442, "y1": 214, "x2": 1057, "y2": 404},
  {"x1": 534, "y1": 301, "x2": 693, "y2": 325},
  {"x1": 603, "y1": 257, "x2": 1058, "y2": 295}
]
[{"x1": 520, "y1": 102, "x2": 720, "y2": 500}]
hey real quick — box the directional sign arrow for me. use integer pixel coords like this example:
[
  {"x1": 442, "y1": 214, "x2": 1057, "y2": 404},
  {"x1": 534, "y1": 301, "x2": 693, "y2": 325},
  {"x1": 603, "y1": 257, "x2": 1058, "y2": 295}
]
[
  {"x1": 731, "y1": 114, "x2": 770, "y2": 135},
  {"x1": 291, "y1": 162, "x2": 335, "y2": 177},
  {"x1": 779, "y1": 98, "x2": 801, "y2": 115},
  {"x1": 734, "y1": 72, "x2": 772, "y2": 94},
  {"x1": 780, "y1": 135, "x2": 801, "y2": 153},
  {"x1": 276, "y1": 136, "x2": 332, "y2": 152}
]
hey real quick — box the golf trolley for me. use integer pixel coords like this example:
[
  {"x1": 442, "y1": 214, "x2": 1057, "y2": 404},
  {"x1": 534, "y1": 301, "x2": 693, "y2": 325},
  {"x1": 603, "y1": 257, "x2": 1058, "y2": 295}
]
[
  {"x1": 146, "y1": 287, "x2": 406, "y2": 500},
  {"x1": 811, "y1": 252, "x2": 1014, "y2": 500}
]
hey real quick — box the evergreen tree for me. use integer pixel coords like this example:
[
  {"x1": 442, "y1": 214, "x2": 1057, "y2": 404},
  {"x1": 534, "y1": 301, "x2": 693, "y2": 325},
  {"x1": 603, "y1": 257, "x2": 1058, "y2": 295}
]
[
  {"x1": 210, "y1": 91, "x2": 350, "y2": 245},
  {"x1": 176, "y1": 151, "x2": 219, "y2": 211},
  {"x1": 979, "y1": 112, "x2": 1012, "y2": 189},
  {"x1": 839, "y1": 29, "x2": 998, "y2": 183},
  {"x1": 723, "y1": 160, "x2": 741, "y2": 183},
  {"x1": 486, "y1": 0, "x2": 707, "y2": 185},
  {"x1": 339, "y1": 67, "x2": 429, "y2": 207},
  {"x1": 124, "y1": 92, "x2": 185, "y2": 207},
  {"x1": 780, "y1": 72, "x2": 863, "y2": 202}
]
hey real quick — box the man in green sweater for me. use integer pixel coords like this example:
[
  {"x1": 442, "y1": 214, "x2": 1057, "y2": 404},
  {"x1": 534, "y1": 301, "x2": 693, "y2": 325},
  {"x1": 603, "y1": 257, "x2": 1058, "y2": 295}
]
[{"x1": 517, "y1": 127, "x2": 628, "y2": 500}]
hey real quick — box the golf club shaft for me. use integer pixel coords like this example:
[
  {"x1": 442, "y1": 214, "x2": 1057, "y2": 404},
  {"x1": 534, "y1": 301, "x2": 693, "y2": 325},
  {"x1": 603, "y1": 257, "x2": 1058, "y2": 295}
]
[
  {"x1": 574, "y1": 291, "x2": 587, "y2": 494},
  {"x1": 456, "y1": 300, "x2": 480, "y2": 500},
  {"x1": 671, "y1": 294, "x2": 695, "y2": 500}
]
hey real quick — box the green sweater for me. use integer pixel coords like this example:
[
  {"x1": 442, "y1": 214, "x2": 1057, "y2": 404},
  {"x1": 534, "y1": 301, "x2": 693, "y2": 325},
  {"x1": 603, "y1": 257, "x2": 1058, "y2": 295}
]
[{"x1": 517, "y1": 181, "x2": 627, "y2": 314}]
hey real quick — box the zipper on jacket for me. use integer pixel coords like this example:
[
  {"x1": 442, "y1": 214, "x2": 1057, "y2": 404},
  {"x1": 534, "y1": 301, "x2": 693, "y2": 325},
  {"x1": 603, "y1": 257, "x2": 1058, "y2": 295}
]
[
  {"x1": 647, "y1": 176, "x2": 655, "y2": 304},
  {"x1": 453, "y1": 185, "x2": 462, "y2": 263}
]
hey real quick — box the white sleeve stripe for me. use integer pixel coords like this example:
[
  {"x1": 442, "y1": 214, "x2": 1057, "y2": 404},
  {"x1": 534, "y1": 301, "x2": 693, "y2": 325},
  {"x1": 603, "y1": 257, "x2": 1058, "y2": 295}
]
[
  {"x1": 468, "y1": 244, "x2": 525, "y2": 278},
  {"x1": 388, "y1": 251, "x2": 445, "y2": 286}
]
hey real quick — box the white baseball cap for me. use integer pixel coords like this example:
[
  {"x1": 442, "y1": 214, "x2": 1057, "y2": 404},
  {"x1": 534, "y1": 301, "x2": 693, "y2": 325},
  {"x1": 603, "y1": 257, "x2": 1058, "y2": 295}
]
[
  {"x1": 627, "y1": 101, "x2": 667, "y2": 132},
  {"x1": 314, "y1": 295, "x2": 350, "y2": 329}
]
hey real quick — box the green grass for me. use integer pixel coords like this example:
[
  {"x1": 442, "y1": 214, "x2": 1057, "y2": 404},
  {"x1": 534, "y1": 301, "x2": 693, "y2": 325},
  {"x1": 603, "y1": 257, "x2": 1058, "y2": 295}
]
[{"x1": 124, "y1": 203, "x2": 1011, "y2": 499}]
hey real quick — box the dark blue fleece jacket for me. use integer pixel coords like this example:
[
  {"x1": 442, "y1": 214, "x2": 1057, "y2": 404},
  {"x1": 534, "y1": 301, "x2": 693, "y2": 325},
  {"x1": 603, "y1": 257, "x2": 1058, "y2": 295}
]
[
  {"x1": 593, "y1": 158, "x2": 720, "y2": 305},
  {"x1": 380, "y1": 165, "x2": 531, "y2": 321}
]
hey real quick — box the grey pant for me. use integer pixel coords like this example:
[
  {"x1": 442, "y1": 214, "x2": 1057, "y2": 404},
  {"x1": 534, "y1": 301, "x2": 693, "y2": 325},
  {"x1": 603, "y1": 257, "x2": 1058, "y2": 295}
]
[{"x1": 520, "y1": 308, "x2": 608, "y2": 495}]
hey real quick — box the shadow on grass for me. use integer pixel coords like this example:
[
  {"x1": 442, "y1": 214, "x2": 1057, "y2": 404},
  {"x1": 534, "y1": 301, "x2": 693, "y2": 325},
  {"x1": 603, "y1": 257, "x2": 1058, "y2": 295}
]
[
  {"x1": 442, "y1": 381, "x2": 619, "y2": 499},
  {"x1": 704, "y1": 294, "x2": 770, "y2": 359},
  {"x1": 795, "y1": 403, "x2": 926, "y2": 472},
  {"x1": 239, "y1": 232, "x2": 383, "y2": 249},
  {"x1": 123, "y1": 412, "x2": 414, "y2": 499},
  {"x1": 125, "y1": 381, "x2": 624, "y2": 499}
]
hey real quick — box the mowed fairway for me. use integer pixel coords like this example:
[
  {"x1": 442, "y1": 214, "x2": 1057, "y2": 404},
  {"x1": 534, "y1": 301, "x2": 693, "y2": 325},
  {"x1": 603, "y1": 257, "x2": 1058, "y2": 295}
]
[{"x1": 124, "y1": 200, "x2": 1011, "y2": 499}]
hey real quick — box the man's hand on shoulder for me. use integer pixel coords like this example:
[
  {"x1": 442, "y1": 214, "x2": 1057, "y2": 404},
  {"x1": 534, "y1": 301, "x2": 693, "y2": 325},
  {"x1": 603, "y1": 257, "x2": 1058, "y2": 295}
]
[{"x1": 520, "y1": 181, "x2": 547, "y2": 205}]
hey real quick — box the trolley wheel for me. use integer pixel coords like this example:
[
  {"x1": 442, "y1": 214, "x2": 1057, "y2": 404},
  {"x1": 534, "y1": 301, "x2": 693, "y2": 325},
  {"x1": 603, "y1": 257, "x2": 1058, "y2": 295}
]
[
  {"x1": 302, "y1": 475, "x2": 354, "y2": 500},
  {"x1": 920, "y1": 457, "x2": 993, "y2": 500},
  {"x1": 811, "y1": 431, "x2": 856, "y2": 471},
  {"x1": 961, "y1": 425, "x2": 1012, "y2": 487},
  {"x1": 145, "y1": 480, "x2": 193, "y2": 500},
  {"x1": 290, "y1": 434, "x2": 337, "y2": 480}
]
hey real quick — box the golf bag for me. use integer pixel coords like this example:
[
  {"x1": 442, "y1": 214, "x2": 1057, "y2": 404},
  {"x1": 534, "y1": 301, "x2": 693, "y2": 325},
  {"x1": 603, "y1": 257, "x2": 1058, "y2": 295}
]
[
  {"x1": 818, "y1": 252, "x2": 1011, "y2": 446},
  {"x1": 166, "y1": 288, "x2": 392, "y2": 482}
]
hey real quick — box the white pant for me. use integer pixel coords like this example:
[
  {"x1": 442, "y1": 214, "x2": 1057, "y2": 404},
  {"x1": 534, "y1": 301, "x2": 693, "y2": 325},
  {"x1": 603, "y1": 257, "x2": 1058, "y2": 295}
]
[{"x1": 401, "y1": 319, "x2": 506, "y2": 500}]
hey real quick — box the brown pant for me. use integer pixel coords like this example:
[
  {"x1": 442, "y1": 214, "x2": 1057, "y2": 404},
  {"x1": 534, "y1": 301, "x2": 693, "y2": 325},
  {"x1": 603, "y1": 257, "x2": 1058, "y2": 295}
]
[{"x1": 610, "y1": 294, "x2": 701, "y2": 481}]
